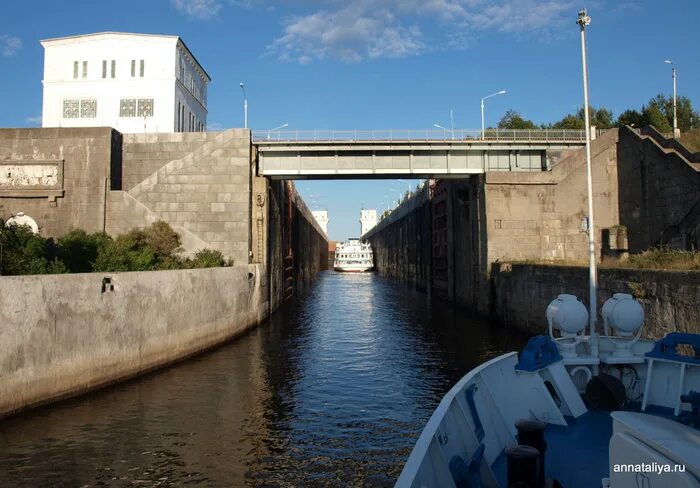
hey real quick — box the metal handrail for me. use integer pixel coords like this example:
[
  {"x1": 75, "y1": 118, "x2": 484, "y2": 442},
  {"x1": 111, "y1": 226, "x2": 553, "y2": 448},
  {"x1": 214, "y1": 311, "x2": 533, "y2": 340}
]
[{"x1": 252, "y1": 128, "x2": 600, "y2": 143}]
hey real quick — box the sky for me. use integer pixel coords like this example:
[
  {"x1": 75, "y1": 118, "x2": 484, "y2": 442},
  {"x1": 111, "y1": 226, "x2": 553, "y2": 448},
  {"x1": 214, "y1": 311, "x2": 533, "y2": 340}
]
[{"x1": 1, "y1": 0, "x2": 699, "y2": 240}]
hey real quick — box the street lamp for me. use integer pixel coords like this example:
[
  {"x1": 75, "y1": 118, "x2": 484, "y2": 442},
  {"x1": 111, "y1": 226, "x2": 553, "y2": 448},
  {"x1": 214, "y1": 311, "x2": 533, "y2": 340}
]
[
  {"x1": 268, "y1": 123, "x2": 288, "y2": 140},
  {"x1": 576, "y1": 8, "x2": 599, "y2": 364},
  {"x1": 481, "y1": 90, "x2": 506, "y2": 139},
  {"x1": 434, "y1": 109, "x2": 456, "y2": 140},
  {"x1": 239, "y1": 82, "x2": 248, "y2": 129},
  {"x1": 664, "y1": 60, "x2": 678, "y2": 136},
  {"x1": 434, "y1": 124, "x2": 453, "y2": 140}
]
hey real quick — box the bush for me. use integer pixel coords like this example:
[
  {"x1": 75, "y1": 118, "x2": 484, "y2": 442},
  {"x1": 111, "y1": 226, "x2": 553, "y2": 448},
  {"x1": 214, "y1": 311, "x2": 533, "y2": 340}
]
[
  {"x1": 188, "y1": 248, "x2": 227, "y2": 268},
  {"x1": 144, "y1": 220, "x2": 181, "y2": 258},
  {"x1": 92, "y1": 229, "x2": 158, "y2": 272},
  {"x1": 57, "y1": 229, "x2": 111, "y2": 273},
  {"x1": 0, "y1": 221, "x2": 66, "y2": 275},
  {"x1": 0, "y1": 220, "x2": 231, "y2": 275}
]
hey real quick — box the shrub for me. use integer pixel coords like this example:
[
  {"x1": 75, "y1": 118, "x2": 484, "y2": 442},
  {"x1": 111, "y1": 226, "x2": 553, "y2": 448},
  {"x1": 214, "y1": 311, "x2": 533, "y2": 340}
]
[
  {"x1": 92, "y1": 229, "x2": 158, "y2": 272},
  {"x1": 57, "y1": 229, "x2": 111, "y2": 273},
  {"x1": 0, "y1": 221, "x2": 66, "y2": 275},
  {"x1": 144, "y1": 220, "x2": 181, "y2": 258},
  {"x1": 189, "y1": 248, "x2": 227, "y2": 268}
]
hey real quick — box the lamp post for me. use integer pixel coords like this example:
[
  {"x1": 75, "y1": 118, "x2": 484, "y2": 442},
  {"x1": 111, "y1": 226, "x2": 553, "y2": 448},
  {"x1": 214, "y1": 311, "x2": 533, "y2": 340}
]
[
  {"x1": 664, "y1": 60, "x2": 678, "y2": 136},
  {"x1": 577, "y1": 8, "x2": 599, "y2": 364},
  {"x1": 481, "y1": 90, "x2": 506, "y2": 139},
  {"x1": 268, "y1": 123, "x2": 288, "y2": 140},
  {"x1": 434, "y1": 124, "x2": 453, "y2": 140},
  {"x1": 239, "y1": 82, "x2": 248, "y2": 129}
]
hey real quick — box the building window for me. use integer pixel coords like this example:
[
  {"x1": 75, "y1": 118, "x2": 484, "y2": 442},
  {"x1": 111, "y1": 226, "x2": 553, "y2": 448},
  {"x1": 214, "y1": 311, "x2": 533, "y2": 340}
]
[
  {"x1": 131, "y1": 60, "x2": 135, "y2": 77},
  {"x1": 82, "y1": 61, "x2": 88, "y2": 78},
  {"x1": 119, "y1": 98, "x2": 154, "y2": 117},
  {"x1": 63, "y1": 100, "x2": 80, "y2": 118},
  {"x1": 102, "y1": 60, "x2": 107, "y2": 78},
  {"x1": 110, "y1": 60, "x2": 115, "y2": 78},
  {"x1": 139, "y1": 59, "x2": 144, "y2": 77},
  {"x1": 119, "y1": 99, "x2": 136, "y2": 117},
  {"x1": 137, "y1": 99, "x2": 153, "y2": 117},
  {"x1": 63, "y1": 99, "x2": 96, "y2": 118},
  {"x1": 80, "y1": 99, "x2": 97, "y2": 118}
]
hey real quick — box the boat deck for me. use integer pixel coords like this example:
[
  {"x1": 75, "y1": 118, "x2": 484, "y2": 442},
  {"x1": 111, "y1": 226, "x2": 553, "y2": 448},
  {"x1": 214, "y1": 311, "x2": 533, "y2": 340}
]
[{"x1": 492, "y1": 411, "x2": 613, "y2": 488}]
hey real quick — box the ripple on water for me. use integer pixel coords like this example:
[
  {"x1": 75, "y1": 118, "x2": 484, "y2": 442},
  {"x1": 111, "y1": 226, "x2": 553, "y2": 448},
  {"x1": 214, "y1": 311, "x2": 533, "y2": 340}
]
[{"x1": 0, "y1": 271, "x2": 527, "y2": 487}]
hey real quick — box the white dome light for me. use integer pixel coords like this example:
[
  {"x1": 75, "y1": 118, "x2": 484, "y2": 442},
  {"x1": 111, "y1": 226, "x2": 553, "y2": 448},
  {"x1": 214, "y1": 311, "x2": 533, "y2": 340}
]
[
  {"x1": 602, "y1": 293, "x2": 644, "y2": 337},
  {"x1": 546, "y1": 294, "x2": 588, "y2": 337}
]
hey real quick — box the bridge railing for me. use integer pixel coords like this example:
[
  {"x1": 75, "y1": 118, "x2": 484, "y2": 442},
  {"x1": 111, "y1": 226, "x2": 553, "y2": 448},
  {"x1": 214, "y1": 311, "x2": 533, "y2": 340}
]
[{"x1": 252, "y1": 128, "x2": 599, "y2": 143}]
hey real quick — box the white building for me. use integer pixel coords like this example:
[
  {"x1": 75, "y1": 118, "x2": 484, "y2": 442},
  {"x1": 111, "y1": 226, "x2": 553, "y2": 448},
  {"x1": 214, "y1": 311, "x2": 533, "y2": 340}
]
[
  {"x1": 41, "y1": 32, "x2": 210, "y2": 133},
  {"x1": 312, "y1": 210, "x2": 329, "y2": 235},
  {"x1": 360, "y1": 209, "x2": 377, "y2": 236}
]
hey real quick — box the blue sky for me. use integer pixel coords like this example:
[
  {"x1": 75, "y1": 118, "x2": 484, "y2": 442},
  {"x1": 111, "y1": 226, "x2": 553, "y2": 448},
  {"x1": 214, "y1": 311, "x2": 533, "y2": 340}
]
[{"x1": 1, "y1": 0, "x2": 698, "y2": 240}]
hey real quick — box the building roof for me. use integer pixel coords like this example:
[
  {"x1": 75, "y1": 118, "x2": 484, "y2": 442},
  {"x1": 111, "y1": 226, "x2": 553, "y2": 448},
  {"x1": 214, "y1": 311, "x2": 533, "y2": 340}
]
[{"x1": 40, "y1": 32, "x2": 211, "y2": 81}]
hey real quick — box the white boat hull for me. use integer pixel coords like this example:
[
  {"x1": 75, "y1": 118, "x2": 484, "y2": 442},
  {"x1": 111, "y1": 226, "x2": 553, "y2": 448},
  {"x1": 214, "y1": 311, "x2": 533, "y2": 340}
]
[{"x1": 334, "y1": 265, "x2": 374, "y2": 272}]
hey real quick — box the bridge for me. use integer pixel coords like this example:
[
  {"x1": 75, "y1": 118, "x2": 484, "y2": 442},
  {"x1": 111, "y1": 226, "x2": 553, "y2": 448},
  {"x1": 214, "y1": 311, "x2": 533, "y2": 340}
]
[{"x1": 254, "y1": 129, "x2": 596, "y2": 179}]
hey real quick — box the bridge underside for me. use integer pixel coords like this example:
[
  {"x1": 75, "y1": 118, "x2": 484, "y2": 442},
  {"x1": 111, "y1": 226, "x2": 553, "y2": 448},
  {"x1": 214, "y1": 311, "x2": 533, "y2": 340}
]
[{"x1": 256, "y1": 142, "x2": 583, "y2": 179}]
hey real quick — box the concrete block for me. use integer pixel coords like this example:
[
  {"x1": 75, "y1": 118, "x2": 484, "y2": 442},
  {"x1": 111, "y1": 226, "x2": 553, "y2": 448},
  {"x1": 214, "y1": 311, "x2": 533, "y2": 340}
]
[{"x1": 211, "y1": 202, "x2": 226, "y2": 213}]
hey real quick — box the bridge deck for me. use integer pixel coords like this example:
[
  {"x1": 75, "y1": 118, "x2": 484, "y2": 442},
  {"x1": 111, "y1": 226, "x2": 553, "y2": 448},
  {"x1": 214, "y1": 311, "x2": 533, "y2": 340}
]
[{"x1": 254, "y1": 130, "x2": 594, "y2": 179}]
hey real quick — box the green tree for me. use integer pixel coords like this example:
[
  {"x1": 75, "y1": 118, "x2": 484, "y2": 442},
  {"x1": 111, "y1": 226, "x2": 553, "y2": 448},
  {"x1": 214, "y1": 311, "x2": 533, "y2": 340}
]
[
  {"x1": 552, "y1": 106, "x2": 615, "y2": 130},
  {"x1": 497, "y1": 110, "x2": 538, "y2": 130},
  {"x1": 642, "y1": 103, "x2": 672, "y2": 133},
  {"x1": 617, "y1": 109, "x2": 645, "y2": 128},
  {"x1": 646, "y1": 94, "x2": 698, "y2": 132}
]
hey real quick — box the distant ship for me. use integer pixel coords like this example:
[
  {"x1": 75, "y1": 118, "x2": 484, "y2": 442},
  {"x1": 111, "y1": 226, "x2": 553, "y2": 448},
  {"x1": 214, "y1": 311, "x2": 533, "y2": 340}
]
[{"x1": 333, "y1": 238, "x2": 374, "y2": 272}]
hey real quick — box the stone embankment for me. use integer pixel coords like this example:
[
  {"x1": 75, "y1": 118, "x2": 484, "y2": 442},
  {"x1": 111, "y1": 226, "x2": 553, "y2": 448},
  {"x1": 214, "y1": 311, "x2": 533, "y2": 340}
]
[
  {"x1": 490, "y1": 263, "x2": 700, "y2": 338},
  {"x1": 0, "y1": 266, "x2": 266, "y2": 418}
]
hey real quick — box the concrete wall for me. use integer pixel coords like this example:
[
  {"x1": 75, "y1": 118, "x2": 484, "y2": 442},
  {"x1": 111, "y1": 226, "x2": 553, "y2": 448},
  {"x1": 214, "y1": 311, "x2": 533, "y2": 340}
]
[
  {"x1": 0, "y1": 127, "x2": 120, "y2": 236},
  {"x1": 367, "y1": 128, "x2": 700, "y2": 317},
  {"x1": 484, "y1": 129, "x2": 621, "y2": 265},
  {"x1": 491, "y1": 262, "x2": 700, "y2": 339},
  {"x1": 617, "y1": 126, "x2": 700, "y2": 252},
  {"x1": 0, "y1": 265, "x2": 267, "y2": 418},
  {"x1": 366, "y1": 185, "x2": 431, "y2": 292},
  {"x1": 121, "y1": 132, "x2": 219, "y2": 190},
  {"x1": 107, "y1": 129, "x2": 252, "y2": 262},
  {"x1": 265, "y1": 180, "x2": 328, "y2": 311}
]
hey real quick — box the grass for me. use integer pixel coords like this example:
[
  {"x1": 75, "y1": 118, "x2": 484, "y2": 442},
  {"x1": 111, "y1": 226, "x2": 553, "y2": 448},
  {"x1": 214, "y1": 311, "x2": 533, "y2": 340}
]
[
  {"x1": 678, "y1": 128, "x2": 700, "y2": 154},
  {"x1": 615, "y1": 246, "x2": 700, "y2": 270},
  {"x1": 511, "y1": 246, "x2": 700, "y2": 271}
]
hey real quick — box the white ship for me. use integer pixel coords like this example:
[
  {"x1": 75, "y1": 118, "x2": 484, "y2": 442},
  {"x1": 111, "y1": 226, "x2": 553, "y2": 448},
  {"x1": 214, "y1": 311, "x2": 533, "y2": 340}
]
[
  {"x1": 334, "y1": 238, "x2": 374, "y2": 272},
  {"x1": 396, "y1": 295, "x2": 700, "y2": 488}
]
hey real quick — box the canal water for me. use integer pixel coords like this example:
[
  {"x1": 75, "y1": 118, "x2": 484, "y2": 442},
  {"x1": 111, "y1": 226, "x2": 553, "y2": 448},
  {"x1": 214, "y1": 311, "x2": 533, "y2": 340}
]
[{"x1": 0, "y1": 271, "x2": 527, "y2": 487}]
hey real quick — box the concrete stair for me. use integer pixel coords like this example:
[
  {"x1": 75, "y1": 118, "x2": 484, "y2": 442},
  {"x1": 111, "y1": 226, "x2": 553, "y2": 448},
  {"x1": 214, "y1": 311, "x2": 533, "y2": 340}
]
[{"x1": 109, "y1": 128, "x2": 251, "y2": 263}]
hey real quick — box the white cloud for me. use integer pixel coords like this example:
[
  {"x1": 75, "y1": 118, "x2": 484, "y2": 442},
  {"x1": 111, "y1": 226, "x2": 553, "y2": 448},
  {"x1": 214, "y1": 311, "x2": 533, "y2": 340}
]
[
  {"x1": 268, "y1": 3, "x2": 426, "y2": 63},
  {"x1": 25, "y1": 115, "x2": 42, "y2": 126},
  {"x1": 267, "y1": 0, "x2": 575, "y2": 63},
  {"x1": 171, "y1": 0, "x2": 222, "y2": 19},
  {"x1": 0, "y1": 35, "x2": 22, "y2": 57}
]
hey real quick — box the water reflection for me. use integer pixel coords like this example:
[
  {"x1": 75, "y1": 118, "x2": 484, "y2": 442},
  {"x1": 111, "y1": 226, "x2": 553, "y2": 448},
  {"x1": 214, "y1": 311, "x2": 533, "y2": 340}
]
[{"x1": 0, "y1": 271, "x2": 527, "y2": 486}]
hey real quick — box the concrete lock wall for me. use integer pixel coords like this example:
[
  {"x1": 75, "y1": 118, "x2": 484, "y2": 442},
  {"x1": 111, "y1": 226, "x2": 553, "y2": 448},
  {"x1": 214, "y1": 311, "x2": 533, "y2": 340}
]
[
  {"x1": 0, "y1": 127, "x2": 121, "y2": 237},
  {"x1": 0, "y1": 265, "x2": 268, "y2": 418},
  {"x1": 367, "y1": 127, "x2": 700, "y2": 322},
  {"x1": 121, "y1": 132, "x2": 220, "y2": 191},
  {"x1": 0, "y1": 126, "x2": 328, "y2": 418},
  {"x1": 491, "y1": 263, "x2": 700, "y2": 339}
]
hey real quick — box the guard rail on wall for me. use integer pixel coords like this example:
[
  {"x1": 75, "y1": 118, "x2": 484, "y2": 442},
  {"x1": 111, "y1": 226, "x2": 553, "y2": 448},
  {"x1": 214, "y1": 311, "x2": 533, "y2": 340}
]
[{"x1": 252, "y1": 128, "x2": 602, "y2": 143}]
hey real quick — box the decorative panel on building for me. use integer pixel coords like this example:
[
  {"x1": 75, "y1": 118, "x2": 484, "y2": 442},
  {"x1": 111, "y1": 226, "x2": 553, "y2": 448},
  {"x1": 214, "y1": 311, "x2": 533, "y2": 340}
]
[{"x1": 63, "y1": 100, "x2": 80, "y2": 118}]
